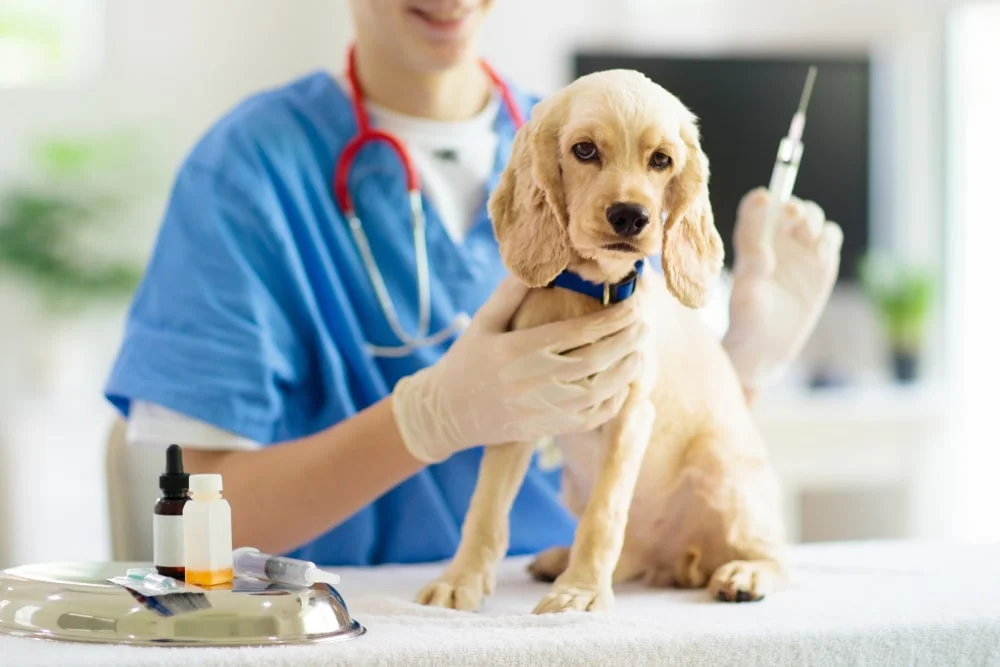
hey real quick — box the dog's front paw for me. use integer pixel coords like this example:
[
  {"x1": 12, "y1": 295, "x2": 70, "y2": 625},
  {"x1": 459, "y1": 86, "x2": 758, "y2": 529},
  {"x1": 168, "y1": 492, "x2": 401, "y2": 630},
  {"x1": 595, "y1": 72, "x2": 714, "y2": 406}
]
[
  {"x1": 414, "y1": 566, "x2": 495, "y2": 612},
  {"x1": 532, "y1": 582, "x2": 613, "y2": 614},
  {"x1": 708, "y1": 560, "x2": 776, "y2": 603}
]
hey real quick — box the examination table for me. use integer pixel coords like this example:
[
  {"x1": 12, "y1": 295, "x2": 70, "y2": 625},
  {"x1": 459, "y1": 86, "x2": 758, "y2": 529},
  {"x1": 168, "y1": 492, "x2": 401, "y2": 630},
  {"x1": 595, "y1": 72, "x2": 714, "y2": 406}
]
[{"x1": 3, "y1": 540, "x2": 999, "y2": 666}]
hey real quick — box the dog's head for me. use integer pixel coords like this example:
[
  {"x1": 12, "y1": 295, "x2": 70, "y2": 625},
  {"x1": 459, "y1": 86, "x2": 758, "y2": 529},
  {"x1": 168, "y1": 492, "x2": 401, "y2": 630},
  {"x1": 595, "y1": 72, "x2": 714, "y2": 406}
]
[{"x1": 489, "y1": 69, "x2": 723, "y2": 308}]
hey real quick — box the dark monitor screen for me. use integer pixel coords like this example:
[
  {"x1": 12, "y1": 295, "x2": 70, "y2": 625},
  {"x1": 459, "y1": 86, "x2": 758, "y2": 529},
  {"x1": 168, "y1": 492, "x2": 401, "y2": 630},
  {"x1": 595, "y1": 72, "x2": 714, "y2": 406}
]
[{"x1": 573, "y1": 53, "x2": 870, "y2": 281}]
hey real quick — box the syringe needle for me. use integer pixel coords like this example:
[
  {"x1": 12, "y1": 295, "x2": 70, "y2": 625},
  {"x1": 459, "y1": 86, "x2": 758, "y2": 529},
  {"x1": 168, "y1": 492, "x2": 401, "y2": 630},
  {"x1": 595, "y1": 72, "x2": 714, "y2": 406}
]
[
  {"x1": 760, "y1": 65, "x2": 819, "y2": 270},
  {"x1": 788, "y1": 66, "x2": 818, "y2": 142},
  {"x1": 798, "y1": 66, "x2": 818, "y2": 115}
]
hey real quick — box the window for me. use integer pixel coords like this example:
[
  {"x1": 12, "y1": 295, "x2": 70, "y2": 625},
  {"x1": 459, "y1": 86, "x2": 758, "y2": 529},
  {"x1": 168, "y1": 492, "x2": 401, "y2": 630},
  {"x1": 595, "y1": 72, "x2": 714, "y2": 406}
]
[
  {"x1": 0, "y1": 0, "x2": 104, "y2": 88},
  {"x1": 945, "y1": 1, "x2": 1000, "y2": 542}
]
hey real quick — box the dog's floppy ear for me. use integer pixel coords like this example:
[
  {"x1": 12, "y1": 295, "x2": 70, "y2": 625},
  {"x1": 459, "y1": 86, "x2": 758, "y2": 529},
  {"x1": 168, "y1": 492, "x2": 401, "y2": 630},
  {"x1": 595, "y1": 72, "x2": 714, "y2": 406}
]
[
  {"x1": 661, "y1": 116, "x2": 724, "y2": 308},
  {"x1": 488, "y1": 94, "x2": 571, "y2": 287}
]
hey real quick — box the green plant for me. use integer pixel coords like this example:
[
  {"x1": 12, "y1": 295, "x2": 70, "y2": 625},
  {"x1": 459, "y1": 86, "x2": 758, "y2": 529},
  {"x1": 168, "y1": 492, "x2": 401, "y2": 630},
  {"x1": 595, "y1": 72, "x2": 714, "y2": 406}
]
[
  {"x1": 0, "y1": 8, "x2": 62, "y2": 65},
  {"x1": 858, "y1": 252, "x2": 936, "y2": 354},
  {"x1": 0, "y1": 132, "x2": 148, "y2": 312}
]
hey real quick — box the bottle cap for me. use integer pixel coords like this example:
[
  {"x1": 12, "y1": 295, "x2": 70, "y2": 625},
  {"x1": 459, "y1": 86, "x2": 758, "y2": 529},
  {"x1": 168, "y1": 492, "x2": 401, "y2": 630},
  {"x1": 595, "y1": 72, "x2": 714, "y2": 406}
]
[
  {"x1": 189, "y1": 473, "x2": 223, "y2": 496},
  {"x1": 159, "y1": 444, "x2": 189, "y2": 498}
]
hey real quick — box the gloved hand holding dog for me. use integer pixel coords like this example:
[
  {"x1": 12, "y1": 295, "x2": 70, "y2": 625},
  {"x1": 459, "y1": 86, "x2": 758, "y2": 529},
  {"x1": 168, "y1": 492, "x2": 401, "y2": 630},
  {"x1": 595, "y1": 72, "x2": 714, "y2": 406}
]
[{"x1": 392, "y1": 276, "x2": 649, "y2": 464}]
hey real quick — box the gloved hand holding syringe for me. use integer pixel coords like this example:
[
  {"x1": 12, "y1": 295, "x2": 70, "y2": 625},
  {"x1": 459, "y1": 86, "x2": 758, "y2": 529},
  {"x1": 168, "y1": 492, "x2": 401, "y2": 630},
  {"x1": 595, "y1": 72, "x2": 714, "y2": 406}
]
[
  {"x1": 757, "y1": 65, "x2": 819, "y2": 274},
  {"x1": 723, "y1": 64, "x2": 843, "y2": 393}
]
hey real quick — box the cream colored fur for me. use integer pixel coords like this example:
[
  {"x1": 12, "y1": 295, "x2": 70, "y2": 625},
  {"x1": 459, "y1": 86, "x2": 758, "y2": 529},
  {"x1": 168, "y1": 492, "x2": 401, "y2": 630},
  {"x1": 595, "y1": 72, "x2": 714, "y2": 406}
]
[{"x1": 415, "y1": 69, "x2": 788, "y2": 614}]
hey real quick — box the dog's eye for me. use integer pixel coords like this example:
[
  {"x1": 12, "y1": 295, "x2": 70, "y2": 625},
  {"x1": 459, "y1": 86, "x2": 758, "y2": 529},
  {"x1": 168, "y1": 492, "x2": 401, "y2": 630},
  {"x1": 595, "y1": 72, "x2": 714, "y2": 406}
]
[
  {"x1": 572, "y1": 142, "x2": 599, "y2": 162},
  {"x1": 649, "y1": 151, "x2": 672, "y2": 170}
]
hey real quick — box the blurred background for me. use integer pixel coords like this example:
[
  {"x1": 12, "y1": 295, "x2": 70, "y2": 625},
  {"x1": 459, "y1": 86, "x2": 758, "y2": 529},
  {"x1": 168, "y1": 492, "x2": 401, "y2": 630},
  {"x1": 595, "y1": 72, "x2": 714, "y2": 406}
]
[{"x1": 0, "y1": 0, "x2": 997, "y2": 569}]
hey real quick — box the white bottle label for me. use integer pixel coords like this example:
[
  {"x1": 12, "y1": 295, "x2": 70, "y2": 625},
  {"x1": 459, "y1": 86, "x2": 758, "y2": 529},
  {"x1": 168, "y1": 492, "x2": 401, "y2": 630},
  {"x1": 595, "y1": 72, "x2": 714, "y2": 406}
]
[
  {"x1": 153, "y1": 514, "x2": 185, "y2": 568},
  {"x1": 183, "y1": 499, "x2": 233, "y2": 572}
]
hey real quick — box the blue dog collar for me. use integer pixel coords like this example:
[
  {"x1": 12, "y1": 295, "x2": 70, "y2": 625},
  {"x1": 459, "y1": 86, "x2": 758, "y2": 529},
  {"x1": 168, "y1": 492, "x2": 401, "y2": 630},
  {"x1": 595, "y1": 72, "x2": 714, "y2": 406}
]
[{"x1": 547, "y1": 259, "x2": 646, "y2": 305}]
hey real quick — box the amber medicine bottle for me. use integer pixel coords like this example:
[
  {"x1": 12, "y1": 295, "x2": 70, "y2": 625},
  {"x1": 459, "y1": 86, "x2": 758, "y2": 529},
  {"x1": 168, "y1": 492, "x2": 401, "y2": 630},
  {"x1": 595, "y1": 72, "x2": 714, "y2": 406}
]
[
  {"x1": 183, "y1": 473, "x2": 233, "y2": 586},
  {"x1": 154, "y1": 444, "x2": 190, "y2": 578}
]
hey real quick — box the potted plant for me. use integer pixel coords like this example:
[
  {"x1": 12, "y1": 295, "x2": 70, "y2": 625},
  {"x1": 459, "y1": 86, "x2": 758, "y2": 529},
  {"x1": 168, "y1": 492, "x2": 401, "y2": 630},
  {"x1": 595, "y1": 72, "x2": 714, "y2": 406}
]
[
  {"x1": 858, "y1": 252, "x2": 936, "y2": 383},
  {"x1": 0, "y1": 130, "x2": 154, "y2": 403},
  {"x1": 0, "y1": 132, "x2": 147, "y2": 312}
]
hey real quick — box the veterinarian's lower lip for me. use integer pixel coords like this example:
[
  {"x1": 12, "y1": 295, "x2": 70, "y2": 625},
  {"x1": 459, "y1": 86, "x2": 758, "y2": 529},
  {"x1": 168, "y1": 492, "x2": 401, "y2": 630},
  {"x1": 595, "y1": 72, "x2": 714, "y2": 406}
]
[{"x1": 408, "y1": 6, "x2": 473, "y2": 34}]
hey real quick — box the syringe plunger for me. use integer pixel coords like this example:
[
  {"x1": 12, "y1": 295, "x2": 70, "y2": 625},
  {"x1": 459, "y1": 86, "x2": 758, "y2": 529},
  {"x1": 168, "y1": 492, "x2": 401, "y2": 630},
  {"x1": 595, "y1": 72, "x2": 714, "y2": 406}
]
[{"x1": 232, "y1": 547, "x2": 341, "y2": 588}]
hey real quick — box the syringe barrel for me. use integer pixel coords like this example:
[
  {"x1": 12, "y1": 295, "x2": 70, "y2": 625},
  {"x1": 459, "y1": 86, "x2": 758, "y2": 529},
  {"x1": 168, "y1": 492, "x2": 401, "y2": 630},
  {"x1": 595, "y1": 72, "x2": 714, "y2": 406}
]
[
  {"x1": 774, "y1": 137, "x2": 804, "y2": 167},
  {"x1": 769, "y1": 137, "x2": 805, "y2": 203},
  {"x1": 232, "y1": 547, "x2": 316, "y2": 586}
]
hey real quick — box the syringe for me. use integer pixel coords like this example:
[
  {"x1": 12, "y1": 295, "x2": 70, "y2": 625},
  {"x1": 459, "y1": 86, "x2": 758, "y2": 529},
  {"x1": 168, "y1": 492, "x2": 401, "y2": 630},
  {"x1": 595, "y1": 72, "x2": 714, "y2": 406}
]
[
  {"x1": 760, "y1": 66, "x2": 818, "y2": 267},
  {"x1": 232, "y1": 547, "x2": 341, "y2": 588}
]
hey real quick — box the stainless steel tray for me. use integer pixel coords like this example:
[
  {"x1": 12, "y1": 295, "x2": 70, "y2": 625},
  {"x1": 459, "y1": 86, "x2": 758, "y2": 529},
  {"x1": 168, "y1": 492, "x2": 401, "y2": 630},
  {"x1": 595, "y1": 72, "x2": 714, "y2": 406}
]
[{"x1": 0, "y1": 561, "x2": 366, "y2": 647}]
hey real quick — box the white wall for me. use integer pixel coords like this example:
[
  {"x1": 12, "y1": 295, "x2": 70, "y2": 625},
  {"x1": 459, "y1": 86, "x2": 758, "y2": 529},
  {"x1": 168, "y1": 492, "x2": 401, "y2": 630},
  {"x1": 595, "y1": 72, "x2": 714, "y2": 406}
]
[
  {"x1": 0, "y1": 0, "x2": 969, "y2": 566},
  {"x1": 0, "y1": 0, "x2": 355, "y2": 568}
]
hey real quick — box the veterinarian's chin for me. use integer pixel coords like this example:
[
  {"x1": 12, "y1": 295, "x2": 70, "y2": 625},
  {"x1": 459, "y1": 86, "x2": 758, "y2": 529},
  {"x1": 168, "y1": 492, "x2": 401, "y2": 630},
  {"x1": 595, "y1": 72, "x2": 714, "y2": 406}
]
[{"x1": 351, "y1": 0, "x2": 494, "y2": 72}]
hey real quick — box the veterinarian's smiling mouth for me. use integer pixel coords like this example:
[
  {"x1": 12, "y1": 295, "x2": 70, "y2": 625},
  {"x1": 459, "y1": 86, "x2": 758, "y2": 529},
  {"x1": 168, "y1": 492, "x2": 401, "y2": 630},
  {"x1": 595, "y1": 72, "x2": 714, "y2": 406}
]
[{"x1": 407, "y1": 4, "x2": 474, "y2": 31}]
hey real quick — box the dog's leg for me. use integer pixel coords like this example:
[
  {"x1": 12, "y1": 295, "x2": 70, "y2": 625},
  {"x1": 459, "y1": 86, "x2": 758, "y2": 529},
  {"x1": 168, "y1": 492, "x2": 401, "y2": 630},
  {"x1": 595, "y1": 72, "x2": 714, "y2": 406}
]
[
  {"x1": 527, "y1": 546, "x2": 569, "y2": 583},
  {"x1": 708, "y1": 497, "x2": 788, "y2": 603},
  {"x1": 681, "y1": 432, "x2": 790, "y2": 603},
  {"x1": 532, "y1": 393, "x2": 654, "y2": 614},
  {"x1": 709, "y1": 559, "x2": 784, "y2": 602},
  {"x1": 643, "y1": 546, "x2": 710, "y2": 589},
  {"x1": 529, "y1": 543, "x2": 646, "y2": 584},
  {"x1": 415, "y1": 441, "x2": 534, "y2": 611}
]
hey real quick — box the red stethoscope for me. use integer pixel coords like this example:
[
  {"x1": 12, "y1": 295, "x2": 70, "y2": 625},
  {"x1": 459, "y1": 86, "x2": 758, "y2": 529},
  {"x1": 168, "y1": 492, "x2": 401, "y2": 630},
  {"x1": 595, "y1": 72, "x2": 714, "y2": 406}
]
[{"x1": 332, "y1": 44, "x2": 525, "y2": 358}]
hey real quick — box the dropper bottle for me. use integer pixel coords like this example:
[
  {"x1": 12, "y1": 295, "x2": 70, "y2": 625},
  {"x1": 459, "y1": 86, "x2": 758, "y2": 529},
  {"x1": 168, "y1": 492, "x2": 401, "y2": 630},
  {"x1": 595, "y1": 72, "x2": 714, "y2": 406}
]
[{"x1": 153, "y1": 444, "x2": 190, "y2": 578}]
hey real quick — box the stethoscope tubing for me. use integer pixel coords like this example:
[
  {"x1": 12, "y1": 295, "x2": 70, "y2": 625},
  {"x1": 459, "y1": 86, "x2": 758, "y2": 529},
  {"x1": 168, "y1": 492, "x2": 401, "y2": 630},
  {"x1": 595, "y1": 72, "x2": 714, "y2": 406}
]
[{"x1": 331, "y1": 44, "x2": 523, "y2": 358}]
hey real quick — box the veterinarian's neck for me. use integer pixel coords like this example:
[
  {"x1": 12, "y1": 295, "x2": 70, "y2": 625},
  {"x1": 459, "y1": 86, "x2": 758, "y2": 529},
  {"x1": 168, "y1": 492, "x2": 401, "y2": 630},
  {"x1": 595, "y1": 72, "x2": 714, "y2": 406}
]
[{"x1": 351, "y1": 45, "x2": 491, "y2": 121}]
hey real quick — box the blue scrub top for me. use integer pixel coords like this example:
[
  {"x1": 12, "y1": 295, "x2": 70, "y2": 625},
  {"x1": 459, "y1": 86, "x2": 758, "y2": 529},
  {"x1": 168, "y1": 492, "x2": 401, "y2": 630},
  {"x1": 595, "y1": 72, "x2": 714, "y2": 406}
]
[{"x1": 104, "y1": 70, "x2": 578, "y2": 566}]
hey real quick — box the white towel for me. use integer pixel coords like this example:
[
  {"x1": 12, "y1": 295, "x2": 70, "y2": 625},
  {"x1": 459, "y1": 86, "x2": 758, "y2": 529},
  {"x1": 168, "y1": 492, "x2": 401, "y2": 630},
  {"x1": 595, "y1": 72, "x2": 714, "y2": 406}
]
[{"x1": 4, "y1": 540, "x2": 1000, "y2": 666}]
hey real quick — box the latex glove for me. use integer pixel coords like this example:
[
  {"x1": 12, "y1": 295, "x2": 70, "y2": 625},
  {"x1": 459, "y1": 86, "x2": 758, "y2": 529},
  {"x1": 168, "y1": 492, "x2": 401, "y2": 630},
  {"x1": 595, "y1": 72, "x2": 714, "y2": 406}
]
[
  {"x1": 722, "y1": 187, "x2": 844, "y2": 391},
  {"x1": 391, "y1": 276, "x2": 648, "y2": 463}
]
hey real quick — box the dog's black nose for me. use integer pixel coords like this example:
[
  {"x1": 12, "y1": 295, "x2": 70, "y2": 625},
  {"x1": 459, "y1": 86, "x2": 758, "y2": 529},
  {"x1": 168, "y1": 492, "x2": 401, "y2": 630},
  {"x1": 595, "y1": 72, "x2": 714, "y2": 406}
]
[{"x1": 606, "y1": 202, "x2": 650, "y2": 237}]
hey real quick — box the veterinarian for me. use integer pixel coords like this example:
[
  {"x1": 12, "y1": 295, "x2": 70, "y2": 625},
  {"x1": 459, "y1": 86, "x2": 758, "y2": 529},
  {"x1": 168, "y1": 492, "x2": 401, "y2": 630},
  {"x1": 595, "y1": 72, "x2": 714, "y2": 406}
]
[{"x1": 104, "y1": 0, "x2": 842, "y2": 566}]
